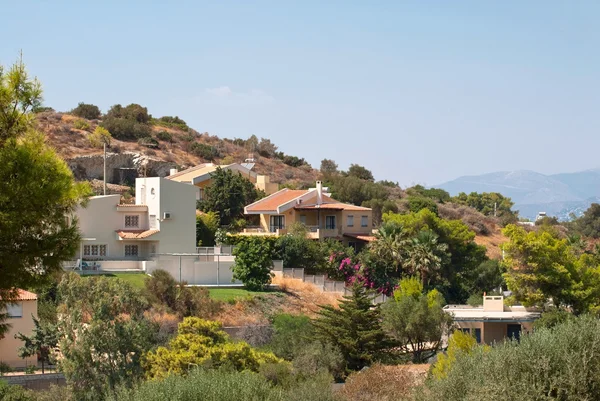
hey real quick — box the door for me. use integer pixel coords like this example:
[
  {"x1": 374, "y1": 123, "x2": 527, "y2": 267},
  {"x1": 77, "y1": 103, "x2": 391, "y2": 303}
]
[
  {"x1": 507, "y1": 324, "x2": 521, "y2": 341},
  {"x1": 474, "y1": 328, "x2": 482, "y2": 344},
  {"x1": 270, "y1": 216, "x2": 285, "y2": 232}
]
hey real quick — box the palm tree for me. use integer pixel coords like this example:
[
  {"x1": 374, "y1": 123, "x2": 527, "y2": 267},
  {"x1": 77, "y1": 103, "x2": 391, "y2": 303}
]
[
  {"x1": 404, "y1": 230, "x2": 448, "y2": 288},
  {"x1": 368, "y1": 221, "x2": 407, "y2": 273}
]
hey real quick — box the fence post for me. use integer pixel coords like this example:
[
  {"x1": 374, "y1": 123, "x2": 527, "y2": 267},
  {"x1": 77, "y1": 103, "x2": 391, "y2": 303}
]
[
  {"x1": 179, "y1": 255, "x2": 182, "y2": 283},
  {"x1": 217, "y1": 254, "x2": 220, "y2": 286}
]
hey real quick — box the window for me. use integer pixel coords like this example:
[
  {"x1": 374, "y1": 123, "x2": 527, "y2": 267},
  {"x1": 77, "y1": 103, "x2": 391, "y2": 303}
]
[
  {"x1": 125, "y1": 215, "x2": 139, "y2": 228},
  {"x1": 270, "y1": 216, "x2": 285, "y2": 232},
  {"x1": 348, "y1": 241, "x2": 357, "y2": 251},
  {"x1": 459, "y1": 328, "x2": 470, "y2": 335},
  {"x1": 197, "y1": 188, "x2": 204, "y2": 201},
  {"x1": 474, "y1": 328, "x2": 482, "y2": 344},
  {"x1": 83, "y1": 244, "x2": 107, "y2": 258},
  {"x1": 6, "y1": 302, "x2": 23, "y2": 318},
  {"x1": 125, "y1": 245, "x2": 139, "y2": 257},
  {"x1": 361, "y1": 215, "x2": 368, "y2": 227},
  {"x1": 149, "y1": 215, "x2": 157, "y2": 229},
  {"x1": 325, "y1": 216, "x2": 336, "y2": 229},
  {"x1": 347, "y1": 215, "x2": 354, "y2": 227},
  {"x1": 299, "y1": 215, "x2": 307, "y2": 225}
]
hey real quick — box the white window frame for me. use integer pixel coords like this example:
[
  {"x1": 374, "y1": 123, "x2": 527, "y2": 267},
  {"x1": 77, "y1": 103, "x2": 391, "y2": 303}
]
[
  {"x1": 149, "y1": 215, "x2": 157, "y2": 230},
  {"x1": 124, "y1": 244, "x2": 139, "y2": 257},
  {"x1": 83, "y1": 244, "x2": 108, "y2": 258},
  {"x1": 124, "y1": 214, "x2": 140, "y2": 228},
  {"x1": 6, "y1": 302, "x2": 23, "y2": 318},
  {"x1": 347, "y1": 215, "x2": 354, "y2": 227},
  {"x1": 361, "y1": 215, "x2": 368, "y2": 228}
]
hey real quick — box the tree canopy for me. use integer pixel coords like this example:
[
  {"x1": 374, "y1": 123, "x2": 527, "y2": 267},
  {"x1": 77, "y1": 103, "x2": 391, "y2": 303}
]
[{"x1": 0, "y1": 58, "x2": 90, "y2": 318}]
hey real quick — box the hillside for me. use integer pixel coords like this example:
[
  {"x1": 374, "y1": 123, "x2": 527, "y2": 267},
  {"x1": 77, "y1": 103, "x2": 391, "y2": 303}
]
[
  {"x1": 437, "y1": 169, "x2": 600, "y2": 221},
  {"x1": 36, "y1": 111, "x2": 320, "y2": 190}
]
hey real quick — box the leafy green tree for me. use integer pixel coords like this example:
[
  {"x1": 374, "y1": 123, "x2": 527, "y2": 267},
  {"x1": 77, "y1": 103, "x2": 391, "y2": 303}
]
[
  {"x1": 502, "y1": 224, "x2": 582, "y2": 311},
  {"x1": 451, "y1": 191, "x2": 517, "y2": 224},
  {"x1": 257, "y1": 138, "x2": 278, "y2": 158},
  {"x1": 57, "y1": 273, "x2": 155, "y2": 400},
  {"x1": 368, "y1": 221, "x2": 407, "y2": 273},
  {"x1": 319, "y1": 159, "x2": 338, "y2": 176},
  {"x1": 383, "y1": 209, "x2": 487, "y2": 303},
  {"x1": 88, "y1": 126, "x2": 112, "y2": 148},
  {"x1": 144, "y1": 317, "x2": 281, "y2": 380},
  {"x1": 326, "y1": 175, "x2": 389, "y2": 206},
  {"x1": 406, "y1": 185, "x2": 450, "y2": 203},
  {"x1": 16, "y1": 316, "x2": 58, "y2": 374},
  {"x1": 381, "y1": 277, "x2": 453, "y2": 363},
  {"x1": 430, "y1": 329, "x2": 478, "y2": 380},
  {"x1": 0, "y1": 58, "x2": 90, "y2": 334},
  {"x1": 275, "y1": 224, "x2": 326, "y2": 272},
  {"x1": 362, "y1": 199, "x2": 399, "y2": 226},
  {"x1": 196, "y1": 211, "x2": 219, "y2": 246},
  {"x1": 199, "y1": 167, "x2": 263, "y2": 226},
  {"x1": 403, "y1": 230, "x2": 448, "y2": 288},
  {"x1": 312, "y1": 283, "x2": 391, "y2": 372},
  {"x1": 232, "y1": 237, "x2": 274, "y2": 290},
  {"x1": 71, "y1": 102, "x2": 101, "y2": 119},
  {"x1": 571, "y1": 203, "x2": 600, "y2": 238},
  {"x1": 407, "y1": 196, "x2": 439, "y2": 214},
  {"x1": 347, "y1": 164, "x2": 374, "y2": 181}
]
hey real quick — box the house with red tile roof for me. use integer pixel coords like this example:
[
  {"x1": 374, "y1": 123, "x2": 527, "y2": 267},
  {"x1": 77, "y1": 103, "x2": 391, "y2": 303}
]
[
  {"x1": 242, "y1": 181, "x2": 374, "y2": 247},
  {"x1": 71, "y1": 177, "x2": 197, "y2": 267},
  {"x1": 0, "y1": 290, "x2": 38, "y2": 368}
]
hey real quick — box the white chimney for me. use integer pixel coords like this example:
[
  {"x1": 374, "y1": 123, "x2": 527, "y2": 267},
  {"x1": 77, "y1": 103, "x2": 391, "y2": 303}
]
[
  {"x1": 316, "y1": 181, "x2": 323, "y2": 205},
  {"x1": 169, "y1": 168, "x2": 178, "y2": 176}
]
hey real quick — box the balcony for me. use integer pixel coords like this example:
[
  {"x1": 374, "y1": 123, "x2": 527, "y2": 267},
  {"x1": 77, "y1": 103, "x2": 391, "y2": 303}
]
[
  {"x1": 305, "y1": 226, "x2": 342, "y2": 239},
  {"x1": 241, "y1": 226, "x2": 288, "y2": 236}
]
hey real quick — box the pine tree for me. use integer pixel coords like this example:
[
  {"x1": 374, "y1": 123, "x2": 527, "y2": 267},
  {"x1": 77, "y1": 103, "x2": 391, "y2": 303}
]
[
  {"x1": 312, "y1": 282, "x2": 391, "y2": 371},
  {"x1": 16, "y1": 316, "x2": 58, "y2": 373}
]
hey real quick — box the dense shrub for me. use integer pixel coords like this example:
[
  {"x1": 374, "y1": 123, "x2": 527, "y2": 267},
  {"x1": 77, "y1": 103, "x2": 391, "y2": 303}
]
[
  {"x1": 0, "y1": 380, "x2": 35, "y2": 400},
  {"x1": 190, "y1": 142, "x2": 219, "y2": 160},
  {"x1": 282, "y1": 155, "x2": 306, "y2": 167},
  {"x1": 336, "y1": 364, "x2": 422, "y2": 401},
  {"x1": 406, "y1": 196, "x2": 438, "y2": 214},
  {"x1": 153, "y1": 116, "x2": 188, "y2": 130},
  {"x1": 109, "y1": 368, "x2": 335, "y2": 401},
  {"x1": 196, "y1": 211, "x2": 219, "y2": 246},
  {"x1": 88, "y1": 126, "x2": 112, "y2": 148},
  {"x1": 155, "y1": 130, "x2": 173, "y2": 142},
  {"x1": 101, "y1": 104, "x2": 152, "y2": 141},
  {"x1": 268, "y1": 314, "x2": 314, "y2": 360},
  {"x1": 420, "y1": 315, "x2": 600, "y2": 400},
  {"x1": 71, "y1": 102, "x2": 101, "y2": 119},
  {"x1": 292, "y1": 342, "x2": 345, "y2": 380},
  {"x1": 275, "y1": 225, "x2": 326, "y2": 272},
  {"x1": 73, "y1": 119, "x2": 90, "y2": 131},
  {"x1": 232, "y1": 237, "x2": 274, "y2": 290}
]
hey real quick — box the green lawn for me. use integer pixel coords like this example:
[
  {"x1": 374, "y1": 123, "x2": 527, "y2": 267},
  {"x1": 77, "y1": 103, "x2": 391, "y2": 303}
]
[
  {"x1": 81, "y1": 272, "x2": 148, "y2": 290},
  {"x1": 207, "y1": 288, "x2": 262, "y2": 302}
]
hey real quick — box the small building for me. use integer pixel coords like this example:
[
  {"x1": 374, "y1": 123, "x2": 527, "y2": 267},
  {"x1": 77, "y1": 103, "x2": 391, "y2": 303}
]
[
  {"x1": 444, "y1": 295, "x2": 540, "y2": 344},
  {"x1": 0, "y1": 290, "x2": 38, "y2": 368},
  {"x1": 71, "y1": 177, "x2": 197, "y2": 269},
  {"x1": 166, "y1": 163, "x2": 279, "y2": 200},
  {"x1": 241, "y1": 181, "x2": 374, "y2": 247}
]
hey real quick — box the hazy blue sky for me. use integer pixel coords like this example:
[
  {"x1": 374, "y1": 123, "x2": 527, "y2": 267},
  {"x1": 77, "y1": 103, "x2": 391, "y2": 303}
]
[{"x1": 2, "y1": 1, "x2": 599, "y2": 186}]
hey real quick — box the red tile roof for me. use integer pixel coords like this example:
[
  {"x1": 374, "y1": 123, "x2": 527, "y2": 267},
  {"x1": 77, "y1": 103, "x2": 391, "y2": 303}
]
[
  {"x1": 245, "y1": 189, "x2": 307, "y2": 212},
  {"x1": 0, "y1": 289, "x2": 37, "y2": 301},
  {"x1": 116, "y1": 229, "x2": 160, "y2": 239},
  {"x1": 294, "y1": 195, "x2": 371, "y2": 211}
]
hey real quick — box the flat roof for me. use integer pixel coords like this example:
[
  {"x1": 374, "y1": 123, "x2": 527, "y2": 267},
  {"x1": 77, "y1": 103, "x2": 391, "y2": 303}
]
[{"x1": 445, "y1": 308, "x2": 541, "y2": 322}]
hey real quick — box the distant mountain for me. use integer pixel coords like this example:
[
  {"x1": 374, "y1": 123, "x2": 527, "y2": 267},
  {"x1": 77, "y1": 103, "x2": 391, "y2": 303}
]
[{"x1": 437, "y1": 169, "x2": 600, "y2": 221}]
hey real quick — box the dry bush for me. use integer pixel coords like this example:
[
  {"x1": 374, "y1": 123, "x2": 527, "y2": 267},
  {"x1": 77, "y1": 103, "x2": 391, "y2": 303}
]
[
  {"x1": 336, "y1": 364, "x2": 428, "y2": 401},
  {"x1": 272, "y1": 275, "x2": 339, "y2": 316},
  {"x1": 438, "y1": 203, "x2": 495, "y2": 235},
  {"x1": 144, "y1": 308, "x2": 180, "y2": 346}
]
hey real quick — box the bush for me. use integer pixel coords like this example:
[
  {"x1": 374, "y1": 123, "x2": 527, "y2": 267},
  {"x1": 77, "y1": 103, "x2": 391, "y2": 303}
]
[
  {"x1": 153, "y1": 116, "x2": 189, "y2": 131},
  {"x1": 145, "y1": 269, "x2": 178, "y2": 308},
  {"x1": 467, "y1": 293, "x2": 482, "y2": 307},
  {"x1": 421, "y1": 315, "x2": 600, "y2": 400},
  {"x1": 0, "y1": 362, "x2": 11, "y2": 376},
  {"x1": 101, "y1": 104, "x2": 152, "y2": 141},
  {"x1": 407, "y1": 196, "x2": 438, "y2": 214},
  {"x1": 268, "y1": 314, "x2": 314, "y2": 360},
  {"x1": 196, "y1": 211, "x2": 219, "y2": 246},
  {"x1": 0, "y1": 380, "x2": 35, "y2": 400},
  {"x1": 232, "y1": 237, "x2": 275, "y2": 291},
  {"x1": 88, "y1": 126, "x2": 112, "y2": 148},
  {"x1": 190, "y1": 142, "x2": 219, "y2": 160},
  {"x1": 155, "y1": 130, "x2": 173, "y2": 142},
  {"x1": 336, "y1": 363, "x2": 421, "y2": 401},
  {"x1": 71, "y1": 102, "x2": 101, "y2": 119},
  {"x1": 138, "y1": 136, "x2": 159, "y2": 148},
  {"x1": 73, "y1": 119, "x2": 90, "y2": 131},
  {"x1": 282, "y1": 155, "x2": 306, "y2": 167},
  {"x1": 292, "y1": 342, "x2": 345, "y2": 380}
]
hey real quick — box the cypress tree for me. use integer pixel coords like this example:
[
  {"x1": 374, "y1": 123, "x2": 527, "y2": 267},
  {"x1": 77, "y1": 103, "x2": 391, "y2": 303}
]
[{"x1": 312, "y1": 282, "x2": 390, "y2": 371}]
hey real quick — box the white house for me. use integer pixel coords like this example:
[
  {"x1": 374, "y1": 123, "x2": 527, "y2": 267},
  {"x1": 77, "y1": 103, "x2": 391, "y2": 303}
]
[{"x1": 72, "y1": 177, "x2": 197, "y2": 267}]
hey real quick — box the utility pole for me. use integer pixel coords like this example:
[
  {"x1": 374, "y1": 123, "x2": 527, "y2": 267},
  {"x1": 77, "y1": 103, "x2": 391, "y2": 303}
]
[
  {"x1": 103, "y1": 143, "x2": 107, "y2": 195},
  {"x1": 494, "y1": 202, "x2": 497, "y2": 217}
]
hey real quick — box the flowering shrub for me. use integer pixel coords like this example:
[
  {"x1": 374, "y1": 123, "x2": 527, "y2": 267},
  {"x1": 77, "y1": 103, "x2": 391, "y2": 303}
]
[{"x1": 337, "y1": 258, "x2": 397, "y2": 296}]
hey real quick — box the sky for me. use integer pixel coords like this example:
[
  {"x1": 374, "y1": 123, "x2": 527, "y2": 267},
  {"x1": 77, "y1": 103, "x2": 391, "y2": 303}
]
[{"x1": 2, "y1": 1, "x2": 599, "y2": 186}]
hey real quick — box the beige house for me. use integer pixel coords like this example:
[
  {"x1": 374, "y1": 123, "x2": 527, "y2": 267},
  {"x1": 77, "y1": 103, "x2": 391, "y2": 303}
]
[
  {"x1": 71, "y1": 177, "x2": 197, "y2": 269},
  {"x1": 0, "y1": 290, "x2": 38, "y2": 368},
  {"x1": 444, "y1": 295, "x2": 540, "y2": 344},
  {"x1": 166, "y1": 162, "x2": 278, "y2": 200},
  {"x1": 242, "y1": 181, "x2": 374, "y2": 247}
]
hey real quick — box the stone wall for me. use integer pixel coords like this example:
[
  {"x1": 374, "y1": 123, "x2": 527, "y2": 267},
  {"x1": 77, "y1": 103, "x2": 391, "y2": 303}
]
[{"x1": 66, "y1": 152, "x2": 176, "y2": 184}]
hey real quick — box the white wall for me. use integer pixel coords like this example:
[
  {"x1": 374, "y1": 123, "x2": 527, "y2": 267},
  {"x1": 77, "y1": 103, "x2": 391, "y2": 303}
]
[
  {"x1": 75, "y1": 195, "x2": 122, "y2": 259},
  {"x1": 147, "y1": 255, "x2": 240, "y2": 285}
]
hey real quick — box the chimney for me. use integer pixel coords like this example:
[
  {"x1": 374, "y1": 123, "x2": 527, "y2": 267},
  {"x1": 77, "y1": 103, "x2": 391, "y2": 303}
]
[
  {"x1": 169, "y1": 168, "x2": 178, "y2": 176},
  {"x1": 316, "y1": 181, "x2": 323, "y2": 205}
]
